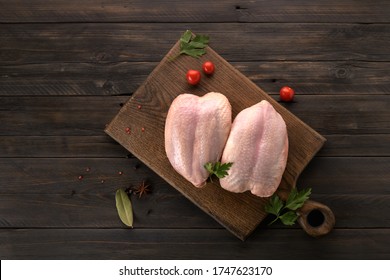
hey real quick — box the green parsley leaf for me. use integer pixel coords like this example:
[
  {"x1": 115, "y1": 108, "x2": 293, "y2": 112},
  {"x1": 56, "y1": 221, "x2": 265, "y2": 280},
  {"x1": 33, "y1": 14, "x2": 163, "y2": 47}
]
[
  {"x1": 204, "y1": 161, "x2": 233, "y2": 179},
  {"x1": 204, "y1": 162, "x2": 214, "y2": 175},
  {"x1": 180, "y1": 47, "x2": 206, "y2": 58},
  {"x1": 181, "y1": 40, "x2": 206, "y2": 49},
  {"x1": 264, "y1": 194, "x2": 284, "y2": 216},
  {"x1": 265, "y1": 187, "x2": 312, "y2": 226},
  {"x1": 171, "y1": 30, "x2": 210, "y2": 60},
  {"x1": 180, "y1": 30, "x2": 192, "y2": 43},
  {"x1": 279, "y1": 211, "x2": 299, "y2": 226},
  {"x1": 115, "y1": 188, "x2": 133, "y2": 227},
  {"x1": 192, "y1": 34, "x2": 209, "y2": 44},
  {"x1": 285, "y1": 188, "x2": 311, "y2": 211}
]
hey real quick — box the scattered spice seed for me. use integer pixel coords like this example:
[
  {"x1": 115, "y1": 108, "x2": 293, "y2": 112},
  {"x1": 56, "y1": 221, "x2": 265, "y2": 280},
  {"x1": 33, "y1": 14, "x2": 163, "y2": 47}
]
[
  {"x1": 78, "y1": 175, "x2": 83, "y2": 180},
  {"x1": 86, "y1": 167, "x2": 91, "y2": 172},
  {"x1": 101, "y1": 179, "x2": 105, "y2": 184},
  {"x1": 125, "y1": 186, "x2": 133, "y2": 195},
  {"x1": 118, "y1": 171, "x2": 123, "y2": 175},
  {"x1": 137, "y1": 105, "x2": 142, "y2": 109}
]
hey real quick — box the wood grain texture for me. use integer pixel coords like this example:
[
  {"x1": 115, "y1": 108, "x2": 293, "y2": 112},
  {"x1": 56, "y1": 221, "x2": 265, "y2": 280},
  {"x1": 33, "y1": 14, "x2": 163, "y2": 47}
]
[
  {"x1": 0, "y1": 193, "x2": 388, "y2": 228},
  {"x1": 1, "y1": 23, "x2": 389, "y2": 64},
  {"x1": 1, "y1": 229, "x2": 389, "y2": 259},
  {"x1": 0, "y1": 95, "x2": 388, "y2": 136},
  {"x1": 318, "y1": 135, "x2": 390, "y2": 157},
  {"x1": 105, "y1": 40, "x2": 326, "y2": 240},
  {"x1": 0, "y1": 157, "x2": 387, "y2": 195},
  {"x1": 297, "y1": 157, "x2": 390, "y2": 195},
  {"x1": 0, "y1": 136, "x2": 127, "y2": 158},
  {"x1": 1, "y1": 0, "x2": 389, "y2": 23},
  {"x1": 0, "y1": 62, "x2": 150, "y2": 96},
  {"x1": 1, "y1": 61, "x2": 389, "y2": 96},
  {"x1": 1, "y1": 134, "x2": 389, "y2": 157},
  {"x1": 0, "y1": 96, "x2": 128, "y2": 136}
]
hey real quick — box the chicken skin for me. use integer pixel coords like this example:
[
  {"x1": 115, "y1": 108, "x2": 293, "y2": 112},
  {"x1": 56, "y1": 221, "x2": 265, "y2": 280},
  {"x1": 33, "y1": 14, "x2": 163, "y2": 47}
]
[
  {"x1": 220, "y1": 100, "x2": 288, "y2": 197},
  {"x1": 165, "y1": 92, "x2": 232, "y2": 187}
]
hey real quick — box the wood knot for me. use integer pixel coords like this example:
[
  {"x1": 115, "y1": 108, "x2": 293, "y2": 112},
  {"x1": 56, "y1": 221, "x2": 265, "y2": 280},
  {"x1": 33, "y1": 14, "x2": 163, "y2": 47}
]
[
  {"x1": 93, "y1": 51, "x2": 112, "y2": 63},
  {"x1": 95, "y1": 52, "x2": 106, "y2": 61},
  {"x1": 333, "y1": 65, "x2": 351, "y2": 79},
  {"x1": 235, "y1": 4, "x2": 250, "y2": 21},
  {"x1": 235, "y1": 5, "x2": 247, "y2": 10},
  {"x1": 103, "y1": 80, "x2": 114, "y2": 93}
]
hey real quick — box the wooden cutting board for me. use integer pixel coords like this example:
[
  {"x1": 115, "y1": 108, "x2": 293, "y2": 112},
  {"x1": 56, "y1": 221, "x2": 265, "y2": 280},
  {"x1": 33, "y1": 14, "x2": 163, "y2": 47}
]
[{"x1": 105, "y1": 39, "x2": 326, "y2": 240}]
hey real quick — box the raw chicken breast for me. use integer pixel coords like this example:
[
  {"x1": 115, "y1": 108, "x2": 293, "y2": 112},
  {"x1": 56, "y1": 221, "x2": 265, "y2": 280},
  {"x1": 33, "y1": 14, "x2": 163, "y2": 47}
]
[
  {"x1": 220, "y1": 100, "x2": 288, "y2": 197},
  {"x1": 165, "y1": 92, "x2": 232, "y2": 187}
]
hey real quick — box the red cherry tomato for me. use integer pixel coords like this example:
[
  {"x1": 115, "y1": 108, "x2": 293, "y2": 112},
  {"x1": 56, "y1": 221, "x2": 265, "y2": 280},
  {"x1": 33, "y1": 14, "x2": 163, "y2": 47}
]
[
  {"x1": 279, "y1": 86, "x2": 295, "y2": 102},
  {"x1": 186, "y1": 69, "x2": 201, "y2": 85},
  {"x1": 202, "y1": 61, "x2": 215, "y2": 75}
]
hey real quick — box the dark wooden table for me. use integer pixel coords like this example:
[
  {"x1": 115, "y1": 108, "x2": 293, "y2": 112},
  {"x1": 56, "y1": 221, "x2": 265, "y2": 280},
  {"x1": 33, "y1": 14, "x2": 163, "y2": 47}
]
[{"x1": 0, "y1": 1, "x2": 389, "y2": 259}]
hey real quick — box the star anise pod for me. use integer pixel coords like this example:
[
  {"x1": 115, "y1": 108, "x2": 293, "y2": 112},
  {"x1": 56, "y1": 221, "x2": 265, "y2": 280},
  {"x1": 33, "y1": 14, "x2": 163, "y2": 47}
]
[{"x1": 133, "y1": 181, "x2": 151, "y2": 198}]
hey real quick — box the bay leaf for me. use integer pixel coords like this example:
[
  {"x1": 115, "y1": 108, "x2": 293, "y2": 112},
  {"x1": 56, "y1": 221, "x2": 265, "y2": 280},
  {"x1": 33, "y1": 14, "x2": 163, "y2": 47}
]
[{"x1": 115, "y1": 188, "x2": 133, "y2": 227}]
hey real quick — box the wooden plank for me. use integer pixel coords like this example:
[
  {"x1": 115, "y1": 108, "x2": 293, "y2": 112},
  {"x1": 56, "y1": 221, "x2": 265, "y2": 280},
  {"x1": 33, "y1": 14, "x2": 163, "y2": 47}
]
[
  {"x1": 0, "y1": 158, "x2": 164, "y2": 195},
  {"x1": 237, "y1": 61, "x2": 390, "y2": 96},
  {"x1": 0, "y1": 0, "x2": 389, "y2": 23},
  {"x1": 0, "y1": 96, "x2": 128, "y2": 136},
  {"x1": 0, "y1": 62, "x2": 150, "y2": 96},
  {"x1": 311, "y1": 194, "x2": 390, "y2": 228},
  {"x1": 0, "y1": 193, "x2": 388, "y2": 228},
  {"x1": 1, "y1": 23, "x2": 389, "y2": 64},
  {"x1": 282, "y1": 95, "x2": 390, "y2": 135},
  {"x1": 0, "y1": 193, "x2": 218, "y2": 229},
  {"x1": 319, "y1": 135, "x2": 390, "y2": 157},
  {"x1": 0, "y1": 136, "x2": 128, "y2": 158},
  {"x1": 0, "y1": 158, "x2": 388, "y2": 195},
  {"x1": 1, "y1": 134, "x2": 389, "y2": 157},
  {"x1": 1, "y1": 61, "x2": 389, "y2": 96},
  {"x1": 106, "y1": 40, "x2": 327, "y2": 240},
  {"x1": 298, "y1": 157, "x2": 390, "y2": 195},
  {"x1": 0, "y1": 96, "x2": 388, "y2": 137},
  {"x1": 1, "y1": 228, "x2": 389, "y2": 259}
]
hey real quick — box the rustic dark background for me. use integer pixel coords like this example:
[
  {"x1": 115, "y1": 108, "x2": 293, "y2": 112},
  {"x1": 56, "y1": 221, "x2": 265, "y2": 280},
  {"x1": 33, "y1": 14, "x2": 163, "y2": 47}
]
[{"x1": 0, "y1": 0, "x2": 389, "y2": 259}]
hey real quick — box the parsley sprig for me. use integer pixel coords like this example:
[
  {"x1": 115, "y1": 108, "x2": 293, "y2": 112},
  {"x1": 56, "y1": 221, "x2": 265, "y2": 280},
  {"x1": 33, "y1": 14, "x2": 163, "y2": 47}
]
[
  {"x1": 170, "y1": 30, "x2": 209, "y2": 61},
  {"x1": 265, "y1": 188, "x2": 312, "y2": 226},
  {"x1": 204, "y1": 162, "x2": 233, "y2": 181}
]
